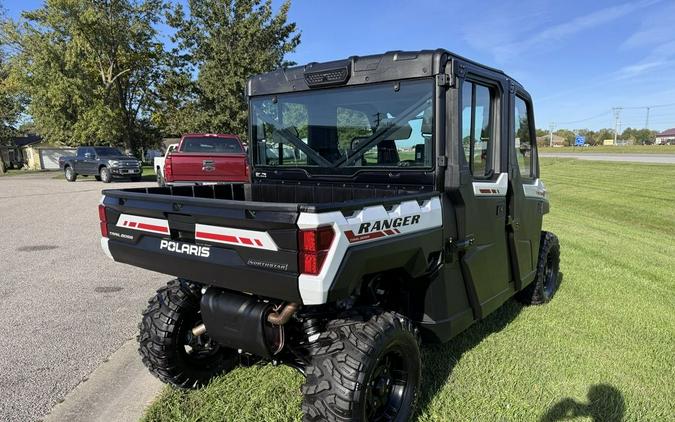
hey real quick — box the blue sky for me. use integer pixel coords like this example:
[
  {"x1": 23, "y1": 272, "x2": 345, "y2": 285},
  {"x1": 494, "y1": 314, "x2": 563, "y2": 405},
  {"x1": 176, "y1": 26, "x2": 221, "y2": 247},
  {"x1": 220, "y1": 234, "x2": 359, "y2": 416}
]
[{"x1": 6, "y1": 0, "x2": 675, "y2": 131}]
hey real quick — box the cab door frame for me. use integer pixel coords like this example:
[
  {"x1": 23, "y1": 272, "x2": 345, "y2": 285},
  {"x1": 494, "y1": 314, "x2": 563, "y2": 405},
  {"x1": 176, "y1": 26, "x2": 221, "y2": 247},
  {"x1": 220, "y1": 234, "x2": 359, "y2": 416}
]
[
  {"x1": 449, "y1": 61, "x2": 515, "y2": 320},
  {"x1": 506, "y1": 86, "x2": 546, "y2": 290}
]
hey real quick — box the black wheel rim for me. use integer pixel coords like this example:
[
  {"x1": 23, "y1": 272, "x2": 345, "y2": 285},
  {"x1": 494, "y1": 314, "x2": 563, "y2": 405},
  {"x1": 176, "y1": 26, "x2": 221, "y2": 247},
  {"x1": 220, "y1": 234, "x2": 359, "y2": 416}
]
[
  {"x1": 543, "y1": 251, "x2": 558, "y2": 298},
  {"x1": 365, "y1": 348, "x2": 410, "y2": 421}
]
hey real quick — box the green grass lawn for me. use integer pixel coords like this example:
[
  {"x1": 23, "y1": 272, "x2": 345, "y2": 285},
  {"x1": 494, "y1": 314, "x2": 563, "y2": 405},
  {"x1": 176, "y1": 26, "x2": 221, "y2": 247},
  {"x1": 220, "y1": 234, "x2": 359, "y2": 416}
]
[
  {"x1": 539, "y1": 145, "x2": 675, "y2": 154},
  {"x1": 142, "y1": 159, "x2": 675, "y2": 422}
]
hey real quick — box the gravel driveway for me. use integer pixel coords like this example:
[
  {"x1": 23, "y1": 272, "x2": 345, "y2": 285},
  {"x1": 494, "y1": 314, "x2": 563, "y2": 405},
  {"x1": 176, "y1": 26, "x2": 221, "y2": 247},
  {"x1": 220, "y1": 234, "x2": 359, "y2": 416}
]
[{"x1": 0, "y1": 172, "x2": 166, "y2": 422}]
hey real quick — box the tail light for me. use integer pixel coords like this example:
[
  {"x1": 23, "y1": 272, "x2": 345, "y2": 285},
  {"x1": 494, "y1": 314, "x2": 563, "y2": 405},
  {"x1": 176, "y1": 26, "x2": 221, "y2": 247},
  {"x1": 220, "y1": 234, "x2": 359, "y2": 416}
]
[
  {"x1": 298, "y1": 226, "x2": 335, "y2": 275},
  {"x1": 98, "y1": 204, "x2": 108, "y2": 237},
  {"x1": 164, "y1": 155, "x2": 173, "y2": 181}
]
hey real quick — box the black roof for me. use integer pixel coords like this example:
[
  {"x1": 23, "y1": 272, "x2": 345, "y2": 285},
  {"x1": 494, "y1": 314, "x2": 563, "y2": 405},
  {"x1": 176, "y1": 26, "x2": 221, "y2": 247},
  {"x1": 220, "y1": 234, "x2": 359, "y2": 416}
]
[
  {"x1": 12, "y1": 134, "x2": 43, "y2": 147},
  {"x1": 247, "y1": 49, "x2": 516, "y2": 97}
]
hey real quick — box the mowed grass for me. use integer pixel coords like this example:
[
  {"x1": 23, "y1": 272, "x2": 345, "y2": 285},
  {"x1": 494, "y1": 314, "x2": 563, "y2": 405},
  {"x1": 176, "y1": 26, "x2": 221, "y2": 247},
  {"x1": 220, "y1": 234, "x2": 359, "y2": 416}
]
[
  {"x1": 143, "y1": 159, "x2": 675, "y2": 422},
  {"x1": 539, "y1": 144, "x2": 675, "y2": 154}
]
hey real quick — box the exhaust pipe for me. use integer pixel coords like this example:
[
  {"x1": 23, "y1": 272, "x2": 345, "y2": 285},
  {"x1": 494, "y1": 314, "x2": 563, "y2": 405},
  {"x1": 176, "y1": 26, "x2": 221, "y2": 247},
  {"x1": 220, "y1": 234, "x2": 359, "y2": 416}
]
[
  {"x1": 267, "y1": 302, "x2": 299, "y2": 325},
  {"x1": 193, "y1": 302, "x2": 299, "y2": 336}
]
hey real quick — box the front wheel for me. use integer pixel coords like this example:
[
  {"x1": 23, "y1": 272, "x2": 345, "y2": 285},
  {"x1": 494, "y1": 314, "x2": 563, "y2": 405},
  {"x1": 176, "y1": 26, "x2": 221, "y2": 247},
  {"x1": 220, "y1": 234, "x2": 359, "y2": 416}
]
[
  {"x1": 517, "y1": 231, "x2": 561, "y2": 305},
  {"x1": 99, "y1": 167, "x2": 112, "y2": 183},
  {"x1": 64, "y1": 166, "x2": 77, "y2": 182},
  {"x1": 138, "y1": 279, "x2": 239, "y2": 389},
  {"x1": 302, "y1": 311, "x2": 421, "y2": 421}
]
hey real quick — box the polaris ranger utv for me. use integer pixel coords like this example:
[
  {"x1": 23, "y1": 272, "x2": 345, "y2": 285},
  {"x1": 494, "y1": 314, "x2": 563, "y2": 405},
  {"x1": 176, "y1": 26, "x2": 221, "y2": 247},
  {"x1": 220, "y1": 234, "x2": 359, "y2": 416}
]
[{"x1": 99, "y1": 49, "x2": 560, "y2": 421}]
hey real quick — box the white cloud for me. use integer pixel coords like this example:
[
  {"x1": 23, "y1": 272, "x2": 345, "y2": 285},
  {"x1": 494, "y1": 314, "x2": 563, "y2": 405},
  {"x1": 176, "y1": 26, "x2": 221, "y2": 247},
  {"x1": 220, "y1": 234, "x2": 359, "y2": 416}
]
[{"x1": 464, "y1": 0, "x2": 662, "y2": 63}]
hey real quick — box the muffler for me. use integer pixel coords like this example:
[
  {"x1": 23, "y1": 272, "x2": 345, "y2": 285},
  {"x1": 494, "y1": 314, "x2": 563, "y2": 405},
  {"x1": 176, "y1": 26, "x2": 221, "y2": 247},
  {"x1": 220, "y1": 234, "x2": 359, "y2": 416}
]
[{"x1": 198, "y1": 289, "x2": 297, "y2": 358}]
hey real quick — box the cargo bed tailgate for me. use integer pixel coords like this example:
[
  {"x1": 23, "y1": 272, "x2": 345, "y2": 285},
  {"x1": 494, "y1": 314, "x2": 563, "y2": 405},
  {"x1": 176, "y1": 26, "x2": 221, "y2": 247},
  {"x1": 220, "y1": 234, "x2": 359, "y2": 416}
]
[{"x1": 100, "y1": 187, "x2": 301, "y2": 301}]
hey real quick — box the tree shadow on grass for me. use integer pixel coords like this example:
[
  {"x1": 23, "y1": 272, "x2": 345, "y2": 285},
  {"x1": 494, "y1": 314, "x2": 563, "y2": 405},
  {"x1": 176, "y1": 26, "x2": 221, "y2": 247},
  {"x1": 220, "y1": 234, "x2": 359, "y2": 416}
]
[
  {"x1": 416, "y1": 298, "x2": 525, "y2": 416},
  {"x1": 539, "y1": 384, "x2": 625, "y2": 422}
]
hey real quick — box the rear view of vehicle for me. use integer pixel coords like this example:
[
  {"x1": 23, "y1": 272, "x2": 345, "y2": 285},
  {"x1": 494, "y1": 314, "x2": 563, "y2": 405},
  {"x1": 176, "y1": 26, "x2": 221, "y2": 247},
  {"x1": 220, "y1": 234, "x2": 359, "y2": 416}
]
[
  {"x1": 100, "y1": 49, "x2": 561, "y2": 421},
  {"x1": 163, "y1": 134, "x2": 248, "y2": 185}
]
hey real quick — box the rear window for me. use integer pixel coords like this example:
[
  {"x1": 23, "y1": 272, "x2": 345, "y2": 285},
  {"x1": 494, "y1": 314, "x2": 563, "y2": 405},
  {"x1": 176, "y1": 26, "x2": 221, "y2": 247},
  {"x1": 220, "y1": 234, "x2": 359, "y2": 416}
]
[{"x1": 181, "y1": 137, "x2": 243, "y2": 153}]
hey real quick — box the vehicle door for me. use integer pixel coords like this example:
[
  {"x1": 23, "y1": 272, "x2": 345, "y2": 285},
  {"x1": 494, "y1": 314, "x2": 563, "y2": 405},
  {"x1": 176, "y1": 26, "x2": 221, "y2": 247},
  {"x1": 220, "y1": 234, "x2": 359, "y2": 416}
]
[
  {"x1": 82, "y1": 148, "x2": 99, "y2": 175},
  {"x1": 507, "y1": 91, "x2": 545, "y2": 289},
  {"x1": 73, "y1": 148, "x2": 87, "y2": 173},
  {"x1": 455, "y1": 73, "x2": 513, "y2": 317}
]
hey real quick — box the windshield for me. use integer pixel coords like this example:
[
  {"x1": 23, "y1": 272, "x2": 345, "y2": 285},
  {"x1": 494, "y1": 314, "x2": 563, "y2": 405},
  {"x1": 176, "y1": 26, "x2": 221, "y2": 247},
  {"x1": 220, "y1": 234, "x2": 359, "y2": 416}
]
[
  {"x1": 251, "y1": 79, "x2": 433, "y2": 170},
  {"x1": 181, "y1": 137, "x2": 243, "y2": 153},
  {"x1": 94, "y1": 147, "x2": 123, "y2": 156}
]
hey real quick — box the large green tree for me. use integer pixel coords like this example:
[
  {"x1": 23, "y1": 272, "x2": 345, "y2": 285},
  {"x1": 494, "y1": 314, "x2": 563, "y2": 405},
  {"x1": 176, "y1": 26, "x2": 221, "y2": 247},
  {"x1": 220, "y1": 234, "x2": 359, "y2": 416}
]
[
  {"x1": 0, "y1": 6, "x2": 24, "y2": 144},
  {"x1": 4, "y1": 0, "x2": 165, "y2": 151},
  {"x1": 154, "y1": 0, "x2": 300, "y2": 140}
]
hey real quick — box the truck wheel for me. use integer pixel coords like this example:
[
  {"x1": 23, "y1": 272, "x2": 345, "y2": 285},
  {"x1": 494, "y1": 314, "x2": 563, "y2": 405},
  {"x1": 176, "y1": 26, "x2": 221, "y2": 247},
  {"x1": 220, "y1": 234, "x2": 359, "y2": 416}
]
[
  {"x1": 99, "y1": 167, "x2": 112, "y2": 183},
  {"x1": 517, "y1": 231, "x2": 561, "y2": 305},
  {"x1": 138, "y1": 279, "x2": 238, "y2": 389},
  {"x1": 64, "y1": 166, "x2": 77, "y2": 182},
  {"x1": 301, "y1": 311, "x2": 421, "y2": 421}
]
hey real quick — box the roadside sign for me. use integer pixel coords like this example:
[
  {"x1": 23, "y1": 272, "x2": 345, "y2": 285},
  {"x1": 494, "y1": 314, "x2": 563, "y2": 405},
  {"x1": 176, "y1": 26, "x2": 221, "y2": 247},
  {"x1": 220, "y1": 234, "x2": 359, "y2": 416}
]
[{"x1": 575, "y1": 136, "x2": 585, "y2": 146}]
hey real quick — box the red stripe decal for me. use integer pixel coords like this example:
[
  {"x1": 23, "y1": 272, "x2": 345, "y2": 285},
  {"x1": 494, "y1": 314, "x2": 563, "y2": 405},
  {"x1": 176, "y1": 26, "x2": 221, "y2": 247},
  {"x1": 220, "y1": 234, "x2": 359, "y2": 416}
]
[
  {"x1": 394, "y1": 228, "x2": 401, "y2": 234},
  {"x1": 137, "y1": 223, "x2": 168, "y2": 233},
  {"x1": 479, "y1": 188, "x2": 492, "y2": 194},
  {"x1": 129, "y1": 222, "x2": 137, "y2": 228},
  {"x1": 196, "y1": 231, "x2": 238, "y2": 243},
  {"x1": 384, "y1": 229, "x2": 395, "y2": 235},
  {"x1": 254, "y1": 239, "x2": 263, "y2": 247},
  {"x1": 239, "y1": 237, "x2": 254, "y2": 245}
]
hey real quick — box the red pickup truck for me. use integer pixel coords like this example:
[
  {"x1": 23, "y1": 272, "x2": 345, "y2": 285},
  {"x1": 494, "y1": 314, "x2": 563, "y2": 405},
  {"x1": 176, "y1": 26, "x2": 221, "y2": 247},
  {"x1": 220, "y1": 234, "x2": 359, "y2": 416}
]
[{"x1": 163, "y1": 134, "x2": 249, "y2": 185}]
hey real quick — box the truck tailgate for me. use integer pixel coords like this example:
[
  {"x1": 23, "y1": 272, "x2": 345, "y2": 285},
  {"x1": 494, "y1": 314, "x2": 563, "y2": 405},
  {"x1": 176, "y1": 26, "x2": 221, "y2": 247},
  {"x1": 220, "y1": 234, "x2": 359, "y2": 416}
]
[
  {"x1": 100, "y1": 186, "x2": 301, "y2": 301},
  {"x1": 169, "y1": 153, "x2": 247, "y2": 182}
]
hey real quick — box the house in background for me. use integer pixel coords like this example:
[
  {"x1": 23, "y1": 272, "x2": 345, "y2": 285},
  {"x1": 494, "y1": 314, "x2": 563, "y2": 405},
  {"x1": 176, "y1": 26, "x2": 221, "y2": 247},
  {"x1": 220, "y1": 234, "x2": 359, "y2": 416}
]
[
  {"x1": 654, "y1": 128, "x2": 675, "y2": 145},
  {"x1": 14, "y1": 135, "x2": 77, "y2": 170},
  {"x1": 536, "y1": 134, "x2": 565, "y2": 147}
]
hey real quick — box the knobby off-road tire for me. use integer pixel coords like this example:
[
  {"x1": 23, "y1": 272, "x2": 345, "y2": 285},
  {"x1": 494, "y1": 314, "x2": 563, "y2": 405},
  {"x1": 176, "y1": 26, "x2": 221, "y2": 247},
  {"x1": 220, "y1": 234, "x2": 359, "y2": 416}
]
[
  {"x1": 64, "y1": 166, "x2": 77, "y2": 182},
  {"x1": 99, "y1": 166, "x2": 112, "y2": 183},
  {"x1": 517, "y1": 231, "x2": 561, "y2": 305},
  {"x1": 302, "y1": 311, "x2": 421, "y2": 422},
  {"x1": 138, "y1": 279, "x2": 238, "y2": 389}
]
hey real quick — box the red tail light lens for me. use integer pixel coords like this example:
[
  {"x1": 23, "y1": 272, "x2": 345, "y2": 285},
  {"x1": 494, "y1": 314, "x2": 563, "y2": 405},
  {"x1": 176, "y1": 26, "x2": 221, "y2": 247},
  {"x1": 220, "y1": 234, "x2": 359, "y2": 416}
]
[
  {"x1": 98, "y1": 204, "x2": 108, "y2": 238},
  {"x1": 164, "y1": 156, "x2": 172, "y2": 179},
  {"x1": 299, "y1": 226, "x2": 335, "y2": 275}
]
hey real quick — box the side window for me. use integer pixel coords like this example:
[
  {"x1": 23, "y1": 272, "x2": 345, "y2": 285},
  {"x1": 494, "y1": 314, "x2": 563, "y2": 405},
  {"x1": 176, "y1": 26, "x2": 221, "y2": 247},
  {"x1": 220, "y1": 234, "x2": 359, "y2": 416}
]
[
  {"x1": 461, "y1": 81, "x2": 494, "y2": 177},
  {"x1": 514, "y1": 96, "x2": 533, "y2": 179}
]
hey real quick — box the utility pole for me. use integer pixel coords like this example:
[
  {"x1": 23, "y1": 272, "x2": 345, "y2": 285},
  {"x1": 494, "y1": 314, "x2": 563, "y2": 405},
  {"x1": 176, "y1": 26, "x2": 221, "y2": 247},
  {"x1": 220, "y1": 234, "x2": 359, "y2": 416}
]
[
  {"x1": 549, "y1": 122, "x2": 556, "y2": 147},
  {"x1": 612, "y1": 107, "x2": 622, "y2": 145},
  {"x1": 645, "y1": 106, "x2": 651, "y2": 129}
]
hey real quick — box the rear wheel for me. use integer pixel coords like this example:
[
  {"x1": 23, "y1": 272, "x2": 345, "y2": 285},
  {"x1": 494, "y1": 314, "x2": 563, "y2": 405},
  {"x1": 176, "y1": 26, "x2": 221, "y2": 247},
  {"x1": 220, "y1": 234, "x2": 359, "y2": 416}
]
[
  {"x1": 138, "y1": 279, "x2": 238, "y2": 388},
  {"x1": 99, "y1": 167, "x2": 112, "y2": 183},
  {"x1": 302, "y1": 311, "x2": 421, "y2": 421},
  {"x1": 64, "y1": 166, "x2": 77, "y2": 182},
  {"x1": 517, "y1": 231, "x2": 560, "y2": 305}
]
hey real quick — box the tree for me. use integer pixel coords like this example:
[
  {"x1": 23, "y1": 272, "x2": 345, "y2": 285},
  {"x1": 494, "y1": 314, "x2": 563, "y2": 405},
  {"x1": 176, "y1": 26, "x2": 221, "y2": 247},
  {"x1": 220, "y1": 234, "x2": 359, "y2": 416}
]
[
  {"x1": 4, "y1": 0, "x2": 165, "y2": 152},
  {"x1": 554, "y1": 129, "x2": 575, "y2": 146},
  {"x1": 155, "y1": 0, "x2": 300, "y2": 140},
  {"x1": 0, "y1": 7, "x2": 24, "y2": 144}
]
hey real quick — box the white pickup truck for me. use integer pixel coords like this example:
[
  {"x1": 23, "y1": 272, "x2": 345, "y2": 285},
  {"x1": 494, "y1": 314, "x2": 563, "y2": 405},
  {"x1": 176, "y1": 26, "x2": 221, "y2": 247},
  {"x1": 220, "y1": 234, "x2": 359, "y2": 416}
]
[{"x1": 153, "y1": 143, "x2": 177, "y2": 186}]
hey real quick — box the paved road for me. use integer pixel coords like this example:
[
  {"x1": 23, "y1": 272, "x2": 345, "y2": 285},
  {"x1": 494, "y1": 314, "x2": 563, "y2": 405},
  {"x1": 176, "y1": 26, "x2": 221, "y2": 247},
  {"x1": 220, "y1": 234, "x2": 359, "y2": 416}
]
[
  {"x1": 0, "y1": 173, "x2": 166, "y2": 422},
  {"x1": 540, "y1": 152, "x2": 675, "y2": 164}
]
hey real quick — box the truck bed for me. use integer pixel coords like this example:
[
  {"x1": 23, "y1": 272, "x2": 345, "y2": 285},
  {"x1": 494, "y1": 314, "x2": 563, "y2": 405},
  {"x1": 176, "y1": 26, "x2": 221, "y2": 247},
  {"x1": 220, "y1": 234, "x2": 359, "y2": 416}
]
[{"x1": 100, "y1": 181, "x2": 441, "y2": 303}]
